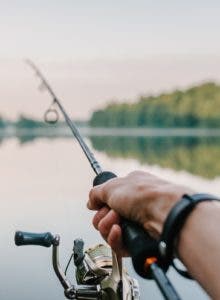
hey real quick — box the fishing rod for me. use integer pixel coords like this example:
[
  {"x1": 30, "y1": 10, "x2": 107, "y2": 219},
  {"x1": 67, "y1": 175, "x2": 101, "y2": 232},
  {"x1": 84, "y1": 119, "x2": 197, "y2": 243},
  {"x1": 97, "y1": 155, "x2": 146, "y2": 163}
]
[
  {"x1": 24, "y1": 60, "x2": 181, "y2": 300},
  {"x1": 25, "y1": 59, "x2": 102, "y2": 175}
]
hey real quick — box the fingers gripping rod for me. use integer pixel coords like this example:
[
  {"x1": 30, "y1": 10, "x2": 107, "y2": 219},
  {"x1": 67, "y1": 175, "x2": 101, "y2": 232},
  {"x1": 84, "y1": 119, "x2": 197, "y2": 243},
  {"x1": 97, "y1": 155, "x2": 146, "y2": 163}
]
[{"x1": 25, "y1": 59, "x2": 102, "y2": 175}]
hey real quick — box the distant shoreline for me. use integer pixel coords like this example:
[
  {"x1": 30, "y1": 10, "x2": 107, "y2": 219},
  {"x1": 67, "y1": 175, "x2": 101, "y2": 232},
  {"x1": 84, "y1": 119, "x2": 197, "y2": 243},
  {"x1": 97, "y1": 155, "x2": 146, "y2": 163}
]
[
  {"x1": 80, "y1": 127, "x2": 220, "y2": 137},
  {"x1": 1, "y1": 127, "x2": 220, "y2": 138}
]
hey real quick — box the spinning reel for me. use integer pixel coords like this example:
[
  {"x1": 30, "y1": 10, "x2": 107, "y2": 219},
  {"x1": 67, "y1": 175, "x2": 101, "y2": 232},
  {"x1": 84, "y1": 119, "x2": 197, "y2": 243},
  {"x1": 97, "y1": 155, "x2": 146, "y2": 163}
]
[{"x1": 15, "y1": 231, "x2": 140, "y2": 300}]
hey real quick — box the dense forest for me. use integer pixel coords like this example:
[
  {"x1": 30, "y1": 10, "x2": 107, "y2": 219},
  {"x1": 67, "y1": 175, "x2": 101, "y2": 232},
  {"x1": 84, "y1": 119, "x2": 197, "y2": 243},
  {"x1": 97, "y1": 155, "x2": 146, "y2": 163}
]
[{"x1": 90, "y1": 82, "x2": 220, "y2": 128}]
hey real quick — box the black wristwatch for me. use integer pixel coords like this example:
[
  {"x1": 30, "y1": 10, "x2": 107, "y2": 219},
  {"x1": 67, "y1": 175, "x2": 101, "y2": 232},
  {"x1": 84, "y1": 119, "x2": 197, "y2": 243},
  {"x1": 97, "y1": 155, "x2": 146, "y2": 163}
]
[{"x1": 158, "y1": 193, "x2": 220, "y2": 277}]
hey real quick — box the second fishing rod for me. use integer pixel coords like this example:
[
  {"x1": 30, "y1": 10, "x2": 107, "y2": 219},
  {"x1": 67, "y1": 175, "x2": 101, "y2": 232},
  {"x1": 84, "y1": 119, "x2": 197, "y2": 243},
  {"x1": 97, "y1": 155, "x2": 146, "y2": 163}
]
[{"x1": 26, "y1": 60, "x2": 181, "y2": 300}]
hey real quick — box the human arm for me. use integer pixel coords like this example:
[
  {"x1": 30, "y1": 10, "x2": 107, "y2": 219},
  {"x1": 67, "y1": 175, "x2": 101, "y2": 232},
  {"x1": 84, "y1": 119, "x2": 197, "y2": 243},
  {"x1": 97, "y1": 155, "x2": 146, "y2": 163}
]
[
  {"x1": 177, "y1": 201, "x2": 220, "y2": 299},
  {"x1": 87, "y1": 171, "x2": 220, "y2": 299}
]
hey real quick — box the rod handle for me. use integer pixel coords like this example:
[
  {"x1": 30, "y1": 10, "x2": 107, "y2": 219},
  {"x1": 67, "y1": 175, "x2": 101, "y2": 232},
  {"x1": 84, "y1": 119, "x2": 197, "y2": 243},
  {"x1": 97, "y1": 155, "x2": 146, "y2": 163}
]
[
  {"x1": 93, "y1": 171, "x2": 164, "y2": 278},
  {"x1": 121, "y1": 219, "x2": 161, "y2": 278},
  {"x1": 93, "y1": 171, "x2": 117, "y2": 186},
  {"x1": 15, "y1": 231, "x2": 54, "y2": 247}
]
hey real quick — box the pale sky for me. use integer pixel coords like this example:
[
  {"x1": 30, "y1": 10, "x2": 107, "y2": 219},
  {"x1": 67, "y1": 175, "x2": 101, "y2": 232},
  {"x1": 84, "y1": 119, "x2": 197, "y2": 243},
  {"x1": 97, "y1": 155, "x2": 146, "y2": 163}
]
[{"x1": 1, "y1": 1, "x2": 220, "y2": 119}]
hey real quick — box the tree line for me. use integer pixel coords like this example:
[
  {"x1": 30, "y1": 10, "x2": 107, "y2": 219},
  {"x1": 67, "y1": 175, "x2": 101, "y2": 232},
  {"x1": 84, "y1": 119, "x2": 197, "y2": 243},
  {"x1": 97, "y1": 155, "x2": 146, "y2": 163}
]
[{"x1": 89, "y1": 82, "x2": 220, "y2": 128}]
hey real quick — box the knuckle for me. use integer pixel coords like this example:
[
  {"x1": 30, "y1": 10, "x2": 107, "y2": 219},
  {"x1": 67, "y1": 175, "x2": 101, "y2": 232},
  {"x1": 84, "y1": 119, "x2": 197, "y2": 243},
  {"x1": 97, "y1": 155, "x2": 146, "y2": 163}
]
[
  {"x1": 89, "y1": 188, "x2": 95, "y2": 200},
  {"x1": 98, "y1": 219, "x2": 109, "y2": 236},
  {"x1": 128, "y1": 170, "x2": 146, "y2": 178},
  {"x1": 147, "y1": 187, "x2": 159, "y2": 199},
  {"x1": 101, "y1": 178, "x2": 118, "y2": 198},
  {"x1": 110, "y1": 210, "x2": 120, "y2": 223},
  {"x1": 101, "y1": 184, "x2": 109, "y2": 197},
  {"x1": 92, "y1": 216, "x2": 98, "y2": 229},
  {"x1": 128, "y1": 170, "x2": 140, "y2": 177}
]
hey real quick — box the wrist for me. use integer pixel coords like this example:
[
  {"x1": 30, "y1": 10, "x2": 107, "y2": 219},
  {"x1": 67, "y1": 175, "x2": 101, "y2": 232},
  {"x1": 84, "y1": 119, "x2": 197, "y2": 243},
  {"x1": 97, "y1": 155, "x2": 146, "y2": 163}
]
[
  {"x1": 143, "y1": 185, "x2": 193, "y2": 239},
  {"x1": 176, "y1": 200, "x2": 220, "y2": 296},
  {"x1": 158, "y1": 194, "x2": 220, "y2": 271},
  {"x1": 177, "y1": 200, "x2": 218, "y2": 258}
]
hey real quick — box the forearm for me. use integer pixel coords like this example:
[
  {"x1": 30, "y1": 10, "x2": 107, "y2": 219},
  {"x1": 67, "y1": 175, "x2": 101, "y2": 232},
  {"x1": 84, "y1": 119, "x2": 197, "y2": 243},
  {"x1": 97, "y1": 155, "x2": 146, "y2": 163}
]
[
  {"x1": 88, "y1": 171, "x2": 220, "y2": 297},
  {"x1": 177, "y1": 201, "x2": 220, "y2": 299}
]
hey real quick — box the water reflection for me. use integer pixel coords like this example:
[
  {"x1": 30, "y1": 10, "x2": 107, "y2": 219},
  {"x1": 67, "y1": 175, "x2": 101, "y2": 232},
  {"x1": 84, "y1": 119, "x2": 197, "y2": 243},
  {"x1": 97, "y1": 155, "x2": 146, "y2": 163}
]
[
  {"x1": 90, "y1": 136, "x2": 220, "y2": 179},
  {"x1": 0, "y1": 134, "x2": 211, "y2": 300},
  {"x1": 1, "y1": 128, "x2": 220, "y2": 179}
]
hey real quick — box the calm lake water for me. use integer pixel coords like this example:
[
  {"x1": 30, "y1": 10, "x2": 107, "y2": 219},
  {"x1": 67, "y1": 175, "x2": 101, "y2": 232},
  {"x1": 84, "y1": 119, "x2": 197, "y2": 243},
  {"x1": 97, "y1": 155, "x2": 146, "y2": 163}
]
[{"x1": 1, "y1": 129, "x2": 219, "y2": 300}]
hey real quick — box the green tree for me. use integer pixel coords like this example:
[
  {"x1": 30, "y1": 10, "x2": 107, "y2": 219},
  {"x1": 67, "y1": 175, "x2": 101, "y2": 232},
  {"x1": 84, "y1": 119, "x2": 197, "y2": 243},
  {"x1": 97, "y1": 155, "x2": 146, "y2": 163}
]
[{"x1": 89, "y1": 82, "x2": 220, "y2": 128}]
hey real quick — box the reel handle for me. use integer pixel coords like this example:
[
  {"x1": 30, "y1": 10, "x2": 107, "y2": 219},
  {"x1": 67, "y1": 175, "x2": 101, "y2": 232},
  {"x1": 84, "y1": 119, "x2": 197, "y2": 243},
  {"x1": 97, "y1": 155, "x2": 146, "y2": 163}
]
[
  {"x1": 15, "y1": 231, "x2": 55, "y2": 247},
  {"x1": 93, "y1": 171, "x2": 162, "y2": 278}
]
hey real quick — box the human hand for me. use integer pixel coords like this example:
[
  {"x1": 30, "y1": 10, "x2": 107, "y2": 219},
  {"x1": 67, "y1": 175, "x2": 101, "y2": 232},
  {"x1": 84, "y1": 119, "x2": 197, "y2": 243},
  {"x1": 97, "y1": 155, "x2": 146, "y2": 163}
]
[{"x1": 87, "y1": 171, "x2": 192, "y2": 256}]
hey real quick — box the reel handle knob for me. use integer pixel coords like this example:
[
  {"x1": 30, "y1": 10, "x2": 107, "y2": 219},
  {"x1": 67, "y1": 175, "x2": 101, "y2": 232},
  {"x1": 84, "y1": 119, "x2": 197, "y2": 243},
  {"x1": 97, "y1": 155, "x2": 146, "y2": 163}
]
[
  {"x1": 93, "y1": 171, "x2": 163, "y2": 278},
  {"x1": 15, "y1": 231, "x2": 55, "y2": 247}
]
